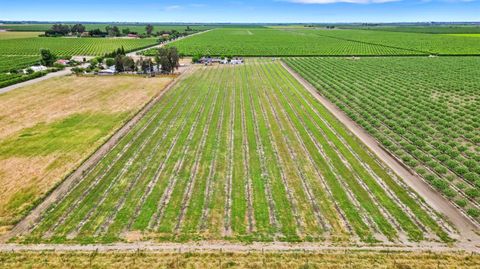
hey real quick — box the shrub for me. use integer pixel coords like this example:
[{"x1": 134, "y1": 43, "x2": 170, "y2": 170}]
[
  {"x1": 432, "y1": 179, "x2": 448, "y2": 191},
  {"x1": 465, "y1": 188, "x2": 479, "y2": 198},
  {"x1": 442, "y1": 188, "x2": 456, "y2": 198},
  {"x1": 467, "y1": 208, "x2": 480, "y2": 218},
  {"x1": 455, "y1": 199, "x2": 467, "y2": 208}
]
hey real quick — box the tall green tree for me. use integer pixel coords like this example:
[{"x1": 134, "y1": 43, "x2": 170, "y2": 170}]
[
  {"x1": 71, "y1": 24, "x2": 86, "y2": 34},
  {"x1": 146, "y1": 24, "x2": 154, "y2": 36},
  {"x1": 106, "y1": 26, "x2": 120, "y2": 37},
  {"x1": 155, "y1": 47, "x2": 180, "y2": 74},
  {"x1": 114, "y1": 54, "x2": 124, "y2": 72},
  {"x1": 40, "y1": 49, "x2": 56, "y2": 67},
  {"x1": 122, "y1": 28, "x2": 131, "y2": 35}
]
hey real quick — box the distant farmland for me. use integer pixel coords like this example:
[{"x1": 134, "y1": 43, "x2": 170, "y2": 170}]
[
  {"x1": 0, "y1": 24, "x2": 212, "y2": 34},
  {"x1": 0, "y1": 37, "x2": 158, "y2": 57},
  {"x1": 162, "y1": 28, "x2": 418, "y2": 56},
  {"x1": 22, "y1": 60, "x2": 453, "y2": 244},
  {"x1": 165, "y1": 28, "x2": 480, "y2": 56}
]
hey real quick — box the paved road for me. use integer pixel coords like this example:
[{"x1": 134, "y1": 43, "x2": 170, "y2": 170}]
[
  {"x1": 281, "y1": 61, "x2": 480, "y2": 243},
  {"x1": 0, "y1": 64, "x2": 90, "y2": 95},
  {"x1": 126, "y1": 29, "x2": 211, "y2": 57},
  {"x1": 0, "y1": 68, "x2": 72, "y2": 95}
]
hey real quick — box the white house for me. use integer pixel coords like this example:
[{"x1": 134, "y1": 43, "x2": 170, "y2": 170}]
[{"x1": 24, "y1": 65, "x2": 47, "y2": 74}]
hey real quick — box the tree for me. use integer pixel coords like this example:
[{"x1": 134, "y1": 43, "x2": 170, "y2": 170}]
[
  {"x1": 122, "y1": 56, "x2": 135, "y2": 72},
  {"x1": 122, "y1": 28, "x2": 131, "y2": 35},
  {"x1": 45, "y1": 24, "x2": 71, "y2": 36},
  {"x1": 89, "y1": 58, "x2": 99, "y2": 69},
  {"x1": 105, "y1": 58, "x2": 115, "y2": 67},
  {"x1": 114, "y1": 55, "x2": 135, "y2": 73},
  {"x1": 90, "y1": 28, "x2": 106, "y2": 37},
  {"x1": 154, "y1": 55, "x2": 161, "y2": 71},
  {"x1": 40, "y1": 49, "x2": 56, "y2": 67},
  {"x1": 146, "y1": 24, "x2": 154, "y2": 36},
  {"x1": 138, "y1": 58, "x2": 153, "y2": 74},
  {"x1": 106, "y1": 26, "x2": 120, "y2": 37},
  {"x1": 114, "y1": 55, "x2": 124, "y2": 72},
  {"x1": 71, "y1": 24, "x2": 86, "y2": 34},
  {"x1": 155, "y1": 47, "x2": 180, "y2": 74}
]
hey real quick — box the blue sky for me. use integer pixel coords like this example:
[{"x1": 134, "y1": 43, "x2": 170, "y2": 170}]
[{"x1": 0, "y1": 0, "x2": 479, "y2": 23}]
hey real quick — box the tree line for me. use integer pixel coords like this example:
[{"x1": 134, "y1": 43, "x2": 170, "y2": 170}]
[
  {"x1": 73, "y1": 46, "x2": 180, "y2": 75},
  {"x1": 44, "y1": 23, "x2": 195, "y2": 39}
]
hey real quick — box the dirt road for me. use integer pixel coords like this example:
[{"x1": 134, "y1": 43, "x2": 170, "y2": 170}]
[
  {"x1": 281, "y1": 61, "x2": 480, "y2": 243},
  {"x1": 0, "y1": 240, "x2": 479, "y2": 253}
]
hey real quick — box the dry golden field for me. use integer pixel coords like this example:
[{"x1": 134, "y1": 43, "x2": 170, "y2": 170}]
[
  {"x1": 0, "y1": 250, "x2": 478, "y2": 269},
  {"x1": 0, "y1": 75, "x2": 172, "y2": 234}
]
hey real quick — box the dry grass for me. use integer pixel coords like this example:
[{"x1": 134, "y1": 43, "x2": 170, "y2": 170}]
[
  {"x1": 0, "y1": 32, "x2": 40, "y2": 40},
  {"x1": 0, "y1": 250, "x2": 478, "y2": 268},
  {"x1": 0, "y1": 75, "x2": 172, "y2": 231}
]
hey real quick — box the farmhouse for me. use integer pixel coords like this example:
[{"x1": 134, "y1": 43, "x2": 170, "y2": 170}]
[{"x1": 55, "y1": 59, "x2": 70, "y2": 65}]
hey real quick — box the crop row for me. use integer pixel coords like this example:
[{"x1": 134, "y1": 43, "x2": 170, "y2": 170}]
[
  {"x1": 22, "y1": 60, "x2": 452, "y2": 244},
  {"x1": 0, "y1": 56, "x2": 40, "y2": 72},
  {"x1": 285, "y1": 57, "x2": 480, "y2": 221}
]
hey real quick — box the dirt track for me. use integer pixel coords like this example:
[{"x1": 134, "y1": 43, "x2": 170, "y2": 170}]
[
  {"x1": 0, "y1": 240, "x2": 479, "y2": 253},
  {"x1": 281, "y1": 61, "x2": 480, "y2": 243}
]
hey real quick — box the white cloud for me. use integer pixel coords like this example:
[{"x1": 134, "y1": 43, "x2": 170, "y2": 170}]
[
  {"x1": 288, "y1": 0, "x2": 399, "y2": 4},
  {"x1": 164, "y1": 5, "x2": 182, "y2": 11}
]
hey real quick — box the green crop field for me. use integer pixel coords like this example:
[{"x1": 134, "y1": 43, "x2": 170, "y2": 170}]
[
  {"x1": 0, "y1": 56, "x2": 40, "y2": 72},
  {"x1": 163, "y1": 28, "x2": 419, "y2": 57},
  {"x1": 346, "y1": 25, "x2": 480, "y2": 34},
  {"x1": 307, "y1": 29, "x2": 480, "y2": 55},
  {"x1": 285, "y1": 57, "x2": 480, "y2": 221},
  {"x1": 165, "y1": 28, "x2": 480, "y2": 56},
  {"x1": 20, "y1": 60, "x2": 453, "y2": 244},
  {"x1": 0, "y1": 37, "x2": 157, "y2": 57}
]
